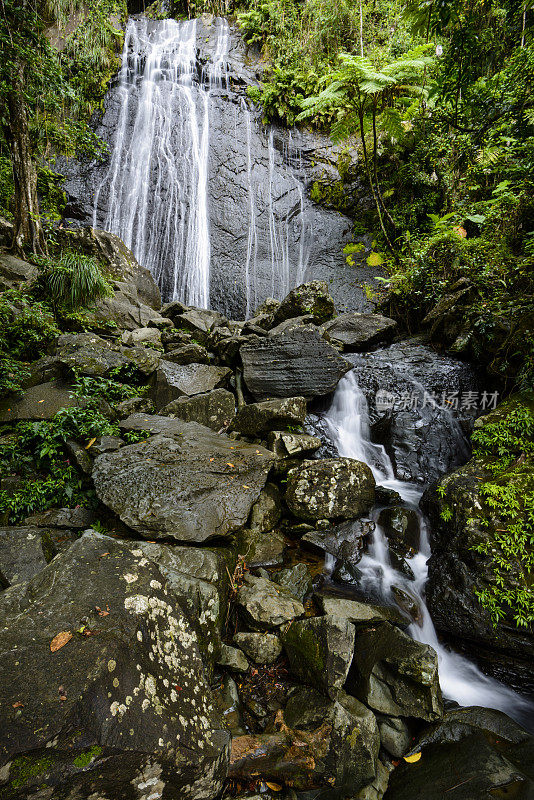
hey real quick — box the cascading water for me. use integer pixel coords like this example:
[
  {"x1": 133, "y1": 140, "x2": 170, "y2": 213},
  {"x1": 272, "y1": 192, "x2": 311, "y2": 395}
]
[
  {"x1": 323, "y1": 371, "x2": 534, "y2": 729},
  {"x1": 93, "y1": 17, "x2": 231, "y2": 307}
]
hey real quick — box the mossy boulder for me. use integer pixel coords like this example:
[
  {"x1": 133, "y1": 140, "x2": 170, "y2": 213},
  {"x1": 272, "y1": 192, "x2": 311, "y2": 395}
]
[
  {"x1": 271, "y1": 280, "x2": 335, "y2": 327},
  {"x1": 281, "y1": 614, "x2": 356, "y2": 692}
]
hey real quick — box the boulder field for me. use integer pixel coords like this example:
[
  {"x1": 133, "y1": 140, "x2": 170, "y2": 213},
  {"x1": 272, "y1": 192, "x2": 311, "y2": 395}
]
[{"x1": 0, "y1": 236, "x2": 533, "y2": 799}]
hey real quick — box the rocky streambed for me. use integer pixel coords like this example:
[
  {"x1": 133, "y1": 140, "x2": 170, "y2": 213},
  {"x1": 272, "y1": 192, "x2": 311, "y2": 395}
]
[{"x1": 0, "y1": 233, "x2": 533, "y2": 799}]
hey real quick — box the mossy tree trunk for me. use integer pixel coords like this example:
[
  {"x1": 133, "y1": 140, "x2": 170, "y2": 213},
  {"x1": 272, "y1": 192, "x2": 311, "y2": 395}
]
[{"x1": 6, "y1": 62, "x2": 47, "y2": 256}]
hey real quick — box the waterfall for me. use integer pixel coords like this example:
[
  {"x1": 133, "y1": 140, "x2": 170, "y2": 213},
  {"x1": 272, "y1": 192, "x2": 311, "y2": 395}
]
[
  {"x1": 323, "y1": 372, "x2": 534, "y2": 729},
  {"x1": 93, "y1": 17, "x2": 231, "y2": 308}
]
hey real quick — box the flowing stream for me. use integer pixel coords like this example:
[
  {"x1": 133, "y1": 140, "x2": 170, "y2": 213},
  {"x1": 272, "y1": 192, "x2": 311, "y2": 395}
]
[{"x1": 323, "y1": 371, "x2": 534, "y2": 729}]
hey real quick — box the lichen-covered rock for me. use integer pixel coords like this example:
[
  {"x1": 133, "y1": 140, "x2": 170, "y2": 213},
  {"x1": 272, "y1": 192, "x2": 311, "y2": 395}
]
[
  {"x1": 232, "y1": 396, "x2": 307, "y2": 436},
  {"x1": 121, "y1": 326, "x2": 162, "y2": 347},
  {"x1": 233, "y1": 632, "x2": 282, "y2": 665},
  {"x1": 218, "y1": 644, "x2": 249, "y2": 672},
  {"x1": 323, "y1": 312, "x2": 397, "y2": 351},
  {"x1": 56, "y1": 333, "x2": 161, "y2": 377},
  {"x1": 282, "y1": 615, "x2": 356, "y2": 692},
  {"x1": 346, "y1": 622, "x2": 442, "y2": 721},
  {"x1": 0, "y1": 527, "x2": 56, "y2": 585},
  {"x1": 160, "y1": 389, "x2": 235, "y2": 431},
  {"x1": 129, "y1": 541, "x2": 236, "y2": 671},
  {"x1": 285, "y1": 458, "x2": 375, "y2": 520},
  {"x1": 0, "y1": 531, "x2": 229, "y2": 799},
  {"x1": 271, "y1": 281, "x2": 335, "y2": 326},
  {"x1": 149, "y1": 361, "x2": 231, "y2": 408},
  {"x1": 241, "y1": 327, "x2": 351, "y2": 400},
  {"x1": 237, "y1": 574, "x2": 304, "y2": 630},
  {"x1": 0, "y1": 253, "x2": 38, "y2": 291},
  {"x1": 94, "y1": 415, "x2": 274, "y2": 543}
]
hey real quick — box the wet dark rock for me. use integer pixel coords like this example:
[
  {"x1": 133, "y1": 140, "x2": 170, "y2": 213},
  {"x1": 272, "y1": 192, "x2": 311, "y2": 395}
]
[
  {"x1": 149, "y1": 360, "x2": 231, "y2": 408},
  {"x1": 282, "y1": 614, "x2": 356, "y2": 692},
  {"x1": 65, "y1": 439, "x2": 93, "y2": 474},
  {"x1": 249, "y1": 483, "x2": 282, "y2": 533},
  {"x1": 0, "y1": 531, "x2": 230, "y2": 800},
  {"x1": 285, "y1": 458, "x2": 375, "y2": 520},
  {"x1": 160, "y1": 388, "x2": 235, "y2": 430},
  {"x1": 174, "y1": 308, "x2": 228, "y2": 346},
  {"x1": 94, "y1": 415, "x2": 273, "y2": 542},
  {"x1": 233, "y1": 632, "x2": 282, "y2": 665},
  {"x1": 271, "y1": 281, "x2": 335, "y2": 326},
  {"x1": 346, "y1": 622, "x2": 442, "y2": 721},
  {"x1": 323, "y1": 312, "x2": 397, "y2": 351},
  {"x1": 213, "y1": 674, "x2": 246, "y2": 736},
  {"x1": 273, "y1": 563, "x2": 312, "y2": 603},
  {"x1": 391, "y1": 585, "x2": 424, "y2": 625},
  {"x1": 232, "y1": 396, "x2": 307, "y2": 436},
  {"x1": 237, "y1": 574, "x2": 304, "y2": 630},
  {"x1": 0, "y1": 527, "x2": 56, "y2": 584},
  {"x1": 266, "y1": 314, "x2": 318, "y2": 337},
  {"x1": 378, "y1": 506, "x2": 420, "y2": 557},
  {"x1": 241, "y1": 327, "x2": 351, "y2": 401},
  {"x1": 0, "y1": 380, "x2": 81, "y2": 423},
  {"x1": 375, "y1": 486, "x2": 403, "y2": 506},
  {"x1": 424, "y1": 457, "x2": 534, "y2": 693},
  {"x1": 348, "y1": 340, "x2": 480, "y2": 484},
  {"x1": 386, "y1": 729, "x2": 533, "y2": 800},
  {"x1": 301, "y1": 517, "x2": 374, "y2": 563}
]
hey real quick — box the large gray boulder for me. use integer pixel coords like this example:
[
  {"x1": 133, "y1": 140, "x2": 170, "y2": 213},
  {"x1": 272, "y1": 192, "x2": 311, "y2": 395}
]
[
  {"x1": 0, "y1": 532, "x2": 229, "y2": 799},
  {"x1": 241, "y1": 327, "x2": 351, "y2": 400},
  {"x1": 149, "y1": 361, "x2": 231, "y2": 408},
  {"x1": 0, "y1": 253, "x2": 38, "y2": 291},
  {"x1": 94, "y1": 415, "x2": 273, "y2": 542},
  {"x1": 323, "y1": 312, "x2": 397, "y2": 351},
  {"x1": 346, "y1": 622, "x2": 443, "y2": 721},
  {"x1": 160, "y1": 388, "x2": 235, "y2": 431},
  {"x1": 285, "y1": 458, "x2": 375, "y2": 520},
  {"x1": 282, "y1": 615, "x2": 356, "y2": 692},
  {"x1": 232, "y1": 396, "x2": 307, "y2": 436},
  {"x1": 233, "y1": 632, "x2": 282, "y2": 665}
]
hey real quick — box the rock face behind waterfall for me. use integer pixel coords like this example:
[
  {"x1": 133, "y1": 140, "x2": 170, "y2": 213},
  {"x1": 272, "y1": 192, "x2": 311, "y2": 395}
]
[{"x1": 61, "y1": 16, "x2": 382, "y2": 318}]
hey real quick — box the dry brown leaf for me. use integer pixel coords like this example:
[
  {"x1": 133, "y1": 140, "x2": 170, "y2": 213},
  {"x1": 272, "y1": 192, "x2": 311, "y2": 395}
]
[
  {"x1": 265, "y1": 783, "x2": 282, "y2": 791},
  {"x1": 227, "y1": 463, "x2": 235, "y2": 467},
  {"x1": 50, "y1": 631, "x2": 72, "y2": 652},
  {"x1": 12, "y1": 701, "x2": 24, "y2": 708}
]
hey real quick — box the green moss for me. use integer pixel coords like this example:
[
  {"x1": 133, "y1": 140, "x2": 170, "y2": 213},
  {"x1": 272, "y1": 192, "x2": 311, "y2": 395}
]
[
  {"x1": 10, "y1": 755, "x2": 54, "y2": 789},
  {"x1": 73, "y1": 745, "x2": 103, "y2": 768},
  {"x1": 310, "y1": 180, "x2": 348, "y2": 213}
]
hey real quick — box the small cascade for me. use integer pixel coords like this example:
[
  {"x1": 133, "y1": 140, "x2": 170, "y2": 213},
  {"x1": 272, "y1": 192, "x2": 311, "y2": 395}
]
[
  {"x1": 323, "y1": 371, "x2": 534, "y2": 728},
  {"x1": 242, "y1": 100, "x2": 258, "y2": 318},
  {"x1": 93, "y1": 17, "x2": 231, "y2": 308}
]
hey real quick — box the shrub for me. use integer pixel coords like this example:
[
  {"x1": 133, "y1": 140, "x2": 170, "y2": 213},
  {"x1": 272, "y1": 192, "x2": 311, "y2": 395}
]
[{"x1": 33, "y1": 251, "x2": 113, "y2": 311}]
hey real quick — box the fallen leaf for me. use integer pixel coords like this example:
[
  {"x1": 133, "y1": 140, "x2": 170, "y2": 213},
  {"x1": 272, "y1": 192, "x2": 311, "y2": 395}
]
[
  {"x1": 38, "y1": 399, "x2": 45, "y2": 403},
  {"x1": 95, "y1": 606, "x2": 109, "y2": 617},
  {"x1": 265, "y1": 783, "x2": 282, "y2": 791},
  {"x1": 404, "y1": 752, "x2": 422, "y2": 763},
  {"x1": 50, "y1": 631, "x2": 72, "y2": 652},
  {"x1": 99, "y1": 552, "x2": 110, "y2": 558},
  {"x1": 227, "y1": 463, "x2": 235, "y2": 468},
  {"x1": 12, "y1": 701, "x2": 24, "y2": 708},
  {"x1": 85, "y1": 437, "x2": 97, "y2": 450},
  {"x1": 59, "y1": 695, "x2": 67, "y2": 701},
  {"x1": 242, "y1": 485, "x2": 250, "y2": 489}
]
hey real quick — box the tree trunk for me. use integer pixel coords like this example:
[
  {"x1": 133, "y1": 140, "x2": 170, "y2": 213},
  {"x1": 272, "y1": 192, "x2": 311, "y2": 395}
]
[{"x1": 6, "y1": 63, "x2": 46, "y2": 256}]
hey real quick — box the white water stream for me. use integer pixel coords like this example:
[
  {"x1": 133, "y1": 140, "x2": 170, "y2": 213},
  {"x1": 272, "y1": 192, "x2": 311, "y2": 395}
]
[{"x1": 323, "y1": 371, "x2": 534, "y2": 728}]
